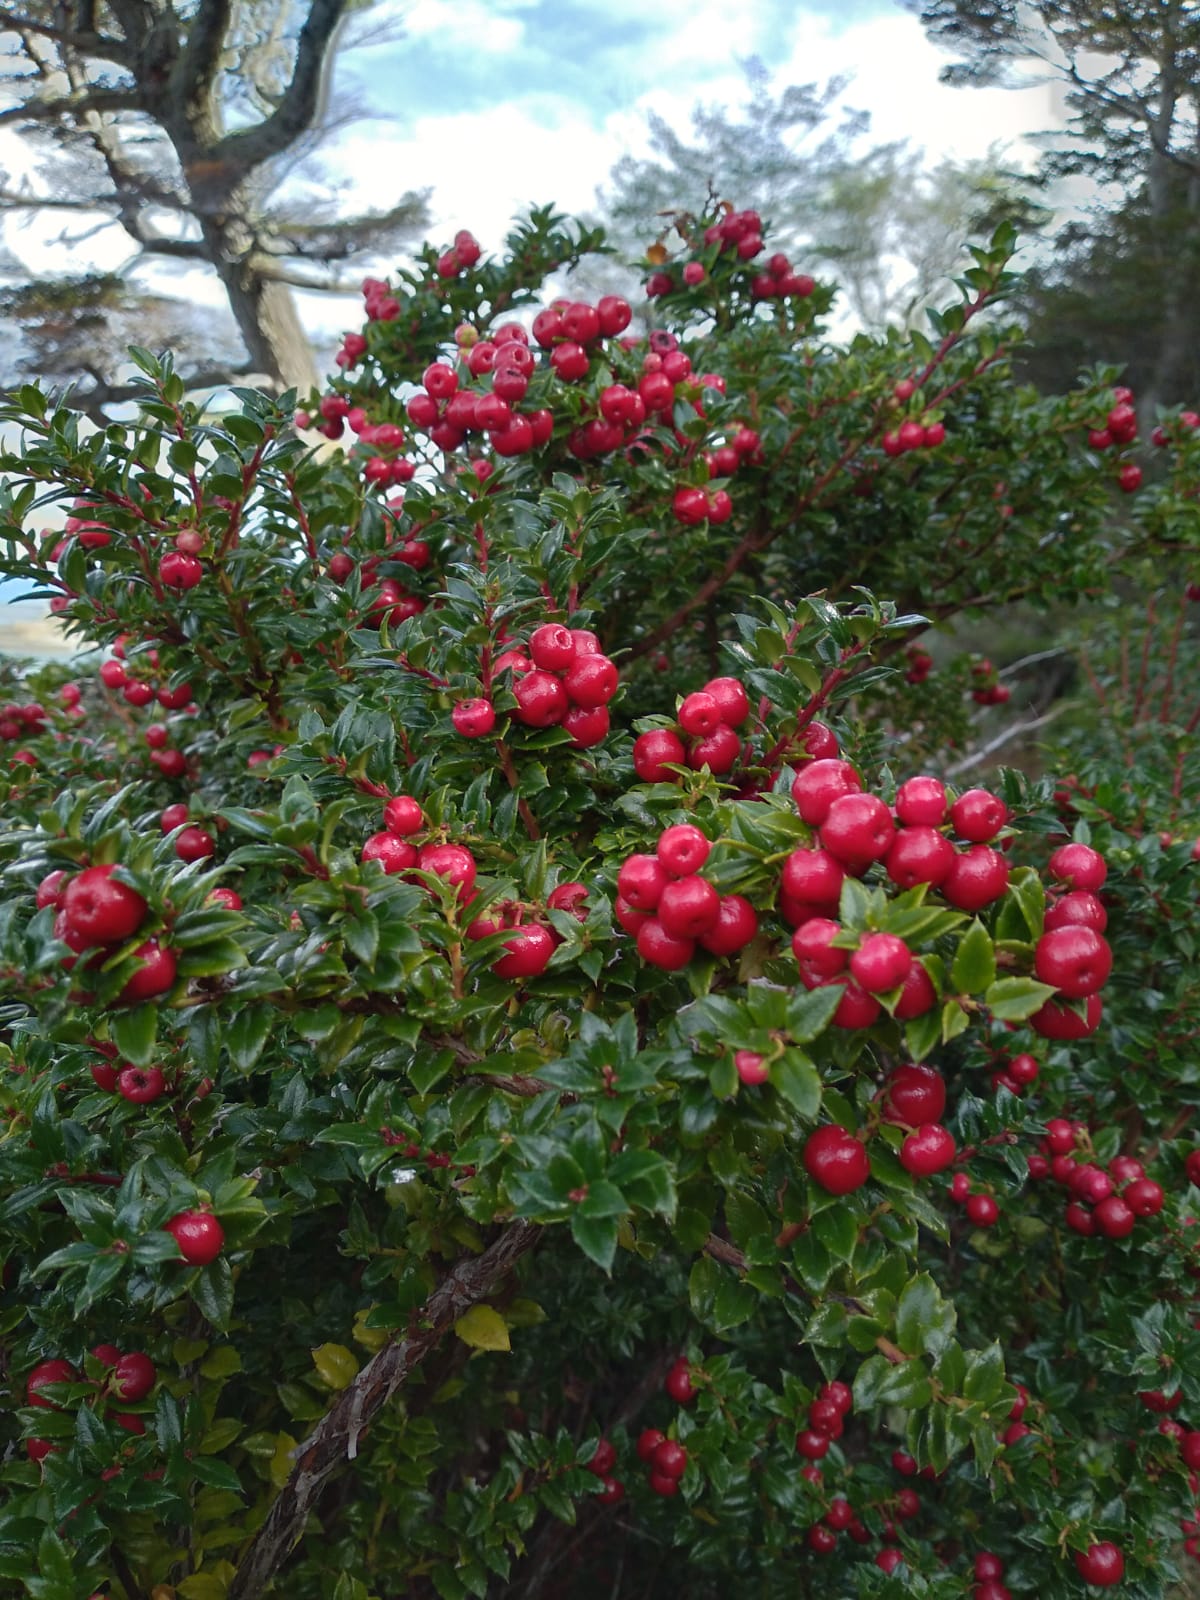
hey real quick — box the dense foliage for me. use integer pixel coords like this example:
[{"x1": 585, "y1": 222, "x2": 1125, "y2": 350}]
[{"x1": 1, "y1": 202, "x2": 1200, "y2": 1600}]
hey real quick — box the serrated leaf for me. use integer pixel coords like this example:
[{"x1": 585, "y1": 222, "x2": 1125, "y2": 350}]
[
  {"x1": 110, "y1": 1003, "x2": 158, "y2": 1067},
  {"x1": 773, "y1": 1048, "x2": 821, "y2": 1117},
  {"x1": 950, "y1": 919, "x2": 996, "y2": 994},
  {"x1": 454, "y1": 1305, "x2": 510, "y2": 1352}
]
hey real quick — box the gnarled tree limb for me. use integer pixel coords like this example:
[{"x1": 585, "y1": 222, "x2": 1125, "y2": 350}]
[{"x1": 226, "y1": 1218, "x2": 543, "y2": 1600}]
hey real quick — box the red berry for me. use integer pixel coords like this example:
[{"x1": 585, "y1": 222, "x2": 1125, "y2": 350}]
[
  {"x1": 886, "y1": 826, "x2": 956, "y2": 889},
  {"x1": 652, "y1": 1439, "x2": 687, "y2": 1479},
  {"x1": 452, "y1": 699, "x2": 496, "y2": 738},
  {"x1": 636, "y1": 919, "x2": 695, "y2": 970},
  {"x1": 699, "y1": 895, "x2": 758, "y2": 957},
  {"x1": 1093, "y1": 1195, "x2": 1135, "y2": 1238},
  {"x1": 117, "y1": 1065, "x2": 165, "y2": 1104},
  {"x1": 637, "y1": 1427, "x2": 665, "y2": 1461},
  {"x1": 734, "y1": 1050, "x2": 769, "y2": 1086},
  {"x1": 175, "y1": 826, "x2": 215, "y2": 864},
  {"x1": 657, "y1": 824, "x2": 710, "y2": 878},
  {"x1": 416, "y1": 843, "x2": 477, "y2": 900},
  {"x1": 1029, "y1": 993, "x2": 1103, "y2": 1040},
  {"x1": 792, "y1": 759, "x2": 862, "y2": 825},
  {"x1": 118, "y1": 940, "x2": 177, "y2": 1003},
  {"x1": 803, "y1": 1126, "x2": 870, "y2": 1195},
  {"x1": 529, "y1": 623, "x2": 576, "y2": 671},
  {"x1": 617, "y1": 854, "x2": 668, "y2": 912},
  {"x1": 782, "y1": 848, "x2": 845, "y2": 909},
  {"x1": 563, "y1": 654, "x2": 618, "y2": 709},
  {"x1": 701, "y1": 676, "x2": 750, "y2": 726},
  {"x1": 1047, "y1": 842, "x2": 1107, "y2": 891},
  {"x1": 27, "y1": 1358, "x2": 78, "y2": 1407},
  {"x1": 941, "y1": 846, "x2": 1009, "y2": 910},
  {"x1": 165, "y1": 1209, "x2": 224, "y2": 1266},
  {"x1": 1123, "y1": 1178, "x2": 1164, "y2": 1216},
  {"x1": 966, "y1": 1193, "x2": 999, "y2": 1227},
  {"x1": 633, "y1": 728, "x2": 687, "y2": 782},
  {"x1": 61, "y1": 865, "x2": 147, "y2": 947},
  {"x1": 1034, "y1": 926, "x2": 1112, "y2": 998},
  {"x1": 361, "y1": 833, "x2": 418, "y2": 875},
  {"x1": 900, "y1": 1123, "x2": 957, "y2": 1177},
  {"x1": 585, "y1": 1437, "x2": 617, "y2": 1477},
  {"x1": 678, "y1": 690, "x2": 723, "y2": 737},
  {"x1": 383, "y1": 795, "x2": 424, "y2": 836},
  {"x1": 849, "y1": 932, "x2": 912, "y2": 993},
  {"x1": 1074, "y1": 1542, "x2": 1124, "y2": 1587},
  {"x1": 664, "y1": 1360, "x2": 696, "y2": 1404},
  {"x1": 819, "y1": 792, "x2": 895, "y2": 870},
  {"x1": 950, "y1": 788, "x2": 1007, "y2": 843},
  {"x1": 111, "y1": 1352, "x2": 156, "y2": 1402},
  {"x1": 687, "y1": 723, "x2": 741, "y2": 774},
  {"x1": 493, "y1": 925, "x2": 555, "y2": 980}
]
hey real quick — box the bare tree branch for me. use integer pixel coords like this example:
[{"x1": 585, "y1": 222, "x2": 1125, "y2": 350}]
[
  {"x1": 226, "y1": 1220, "x2": 543, "y2": 1600},
  {"x1": 0, "y1": 85, "x2": 144, "y2": 125},
  {"x1": 214, "y1": 0, "x2": 349, "y2": 174},
  {"x1": 0, "y1": 8, "x2": 126, "y2": 61}
]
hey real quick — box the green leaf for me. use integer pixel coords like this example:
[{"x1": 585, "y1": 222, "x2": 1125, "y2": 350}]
[
  {"x1": 896, "y1": 1272, "x2": 956, "y2": 1358},
  {"x1": 225, "y1": 1005, "x2": 274, "y2": 1072},
  {"x1": 193, "y1": 1257, "x2": 235, "y2": 1331},
  {"x1": 941, "y1": 1000, "x2": 970, "y2": 1044},
  {"x1": 110, "y1": 1003, "x2": 158, "y2": 1067},
  {"x1": 570, "y1": 1210, "x2": 618, "y2": 1273},
  {"x1": 191, "y1": 1455, "x2": 245, "y2": 1494},
  {"x1": 785, "y1": 985, "x2": 844, "y2": 1043},
  {"x1": 963, "y1": 1342, "x2": 1006, "y2": 1406},
  {"x1": 772, "y1": 1048, "x2": 821, "y2": 1118},
  {"x1": 904, "y1": 1005, "x2": 942, "y2": 1063},
  {"x1": 950, "y1": 919, "x2": 996, "y2": 994},
  {"x1": 985, "y1": 976, "x2": 1058, "y2": 1021}
]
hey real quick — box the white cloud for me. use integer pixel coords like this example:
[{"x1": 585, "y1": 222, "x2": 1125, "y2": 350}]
[{"x1": 393, "y1": 0, "x2": 528, "y2": 56}]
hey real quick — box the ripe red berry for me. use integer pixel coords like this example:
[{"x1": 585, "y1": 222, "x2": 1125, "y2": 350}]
[
  {"x1": 807, "y1": 1524, "x2": 837, "y2": 1554},
  {"x1": 617, "y1": 854, "x2": 668, "y2": 912},
  {"x1": 636, "y1": 919, "x2": 695, "y2": 970},
  {"x1": 701, "y1": 676, "x2": 750, "y2": 726},
  {"x1": 734, "y1": 1050, "x2": 769, "y2": 1086},
  {"x1": 111, "y1": 1352, "x2": 156, "y2": 1402},
  {"x1": 791, "y1": 918, "x2": 848, "y2": 984},
  {"x1": 61, "y1": 865, "x2": 147, "y2": 947},
  {"x1": 950, "y1": 788, "x2": 1007, "y2": 843},
  {"x1": 27, "y1": 1358, "x2": 78, "y2": 1407},
  {"x1": 383, "y1": 795, "x2": 424, "y2": 836},
  {"x1": 492, "y1": 925, "x2": 556, "y2": 980},
  {"x1": 941, "y1": 846, "x2": 1009, "y2": 910},
  {"x1": 792, "y1": 760, "x2": 862, "y2": 825},
  {"x1": 175, "y1": 826, "x2": 215, "y2": 864},
  {"x1": 687, "y1": 723, "x2": 741, "y2": 774},
  {"x1": 117, "y1": 1065, "x2": 165, "y2": 1104},
  {"x1": 633, "y1": 728, "x2": 687, "y2": 782},
  {"x1": 652, "y1": 1439, "x2": 688, "y2": 1479},
  {"x1": 678, "y1": 690, "x2": 723, "y2": 737},
  {"x1": 361, "y1": 833, "x2": 418, "y2": 875},
  {"x1": 819, "y1": 793, "x2": 894, "y2": 869},
  {"x1": 1034, "y1": 926, "x2": 1112, "y2": 998},
  {"x1": 648, "y1": 1470, "x2": 679, "y2": 1496},
  {"x1": 886, "y1": 826, "x2": 956, "y2": 889},
  {"x1": 1093, "y1": 1195, "x2": 1136, "y2": 1238},
  {"x1": 699, "y1": 895, "x2": 758, "y2": 957},
  {"x1": 1073, "y1": 1542, "x2": 1124, "y2": 1587},
  {"x1": 416, "y1": 843, "x2": 477, "y2": 900},
  {"x1": 1123, "y1": 1178, "x2": 1164, "y2": 1216},
  {"x1": 795, "y1": 1429, "x2": 830, "y2": 1460},
  {"x1": 1044, "y1": 890, "x2": 1107, "y2": 933},
  {"x1": 513, "y1": 670, "x2": 568, "y2": 727},
  {"x1": 664, "y1": 1359, "x2": 696, "y2": 1404},
  {"x1": 900, "y1": 1123, "x2": 957, "y2": 1177},
  {"x1": 782, "y1": 848, "x2": 845, "y2": 909},
  {"x1": 657, "y1": 824, "x2": 710, "y2": 877},
  {"x1": 1048, "y1": 842, "x2": 1107, "y2": 891},
  {"x1": 118, "y1": 940, "x2": 177, "y2": 1003},
  {"x1": 966, "y1": 1193, "x2": 1000, "y2": 1227},
  {"x1": 452, "y1": 699, "x2": 496, "y2": 738},
  {"x1": 849, "y1": 932, "x2": 912, "y2": 993},
  {"x1": 165, "y1": 1209, "x2": 224, "y2": 1266},
  {"x1": 563, "y1": 654, "x2": 618, "y2": 708},
  {"x1": 637, "y1": 1427, "x2": 665, "y2": 1461},
  {"x1": 1029, "y1": 993, "x2": 1103, "y2": 1040},
  {"x1": 803, "y1": 1126, "x2": 870, "y2": 1195}
]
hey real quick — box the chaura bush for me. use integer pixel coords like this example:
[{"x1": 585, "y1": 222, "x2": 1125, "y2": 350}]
[{"x1": 0, "y1": 203, "x2": 1199, "y2": 1598}]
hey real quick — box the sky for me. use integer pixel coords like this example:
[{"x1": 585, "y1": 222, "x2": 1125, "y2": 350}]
[{"x1": 0, "y1": 0, "x2": 1063, "y2": 654}]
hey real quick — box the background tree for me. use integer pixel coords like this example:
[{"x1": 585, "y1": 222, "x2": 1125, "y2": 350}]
[
  {"x1": 908, "y1": 0, "x2": 1200, "y2": 411},
  {"x1": 597, "y1": 58, "x2": 1041, "y2": 329},
  {"x1": 0, "y1": 0, "x2": 428, "y2": 420}
]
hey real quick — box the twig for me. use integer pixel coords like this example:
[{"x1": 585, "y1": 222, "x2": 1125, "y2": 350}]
[
  {"x1": 226, "y1": 1219, "x2": 542, "y2": 1600},
  {"x1": 944, "y1": 706, "x2": 1070, "y2": 777}
]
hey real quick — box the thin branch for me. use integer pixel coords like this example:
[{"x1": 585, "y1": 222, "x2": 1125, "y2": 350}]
[
  {"x1": 0, "y1": 86, "x2": 144, "y2": 125},
  {"x1": 225, "y1": 1219, "x2": 543, "y2": 1600},
  {"x1": 944, "y1": 706, "x2": 1071, "y2": 778},
  {"x1": 214, "y1": 0, "x2": 350, "y2": 174},
  {"x1": 0, "y1": 9, "x2": 129, "y2": 63}
]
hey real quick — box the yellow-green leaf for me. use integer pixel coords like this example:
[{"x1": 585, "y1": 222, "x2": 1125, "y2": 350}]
[
  {"x1": 311, "y1": 1342, "x2": 359, "y2": 1390},
  {"x1": 269, "y1": 1431, "x2": 298, "y2": 1489},
  {"x1": 453, "y1": 1304, "x2": 511, "y2": 1352},
  {"x1": 352, "y1": 1307, "x2": 389, "y2": 1352}
]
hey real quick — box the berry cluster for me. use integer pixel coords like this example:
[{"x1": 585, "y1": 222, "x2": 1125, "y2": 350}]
[
  {"x1": 616, "y1": 822, "x2": 758, "y2": 971},
  {"x1": 881, "y1": 417, "x2": 947, "y2": 457},
  {"x1": 24, "y1": 1346, "x2": 157, "y2": 1464},
  {"x1": 466, "y1": 882, "x2": 587, "y2": 981},
  {"x1": 969, "y1": 657, "x2": 1011, "y2": 707},
  {"x1": 1029, "y1": 1118, "x2": 1164, "y2": 1239},
  {"x1": 452, "y1": 625, "x2": 620, "y2": 749},
  {"x1": 632, "y1": 675, "x2": 754, "y2": 781},
  {"x1": 37, "y1": 863, "x2": 176, "y2": 1004}
]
